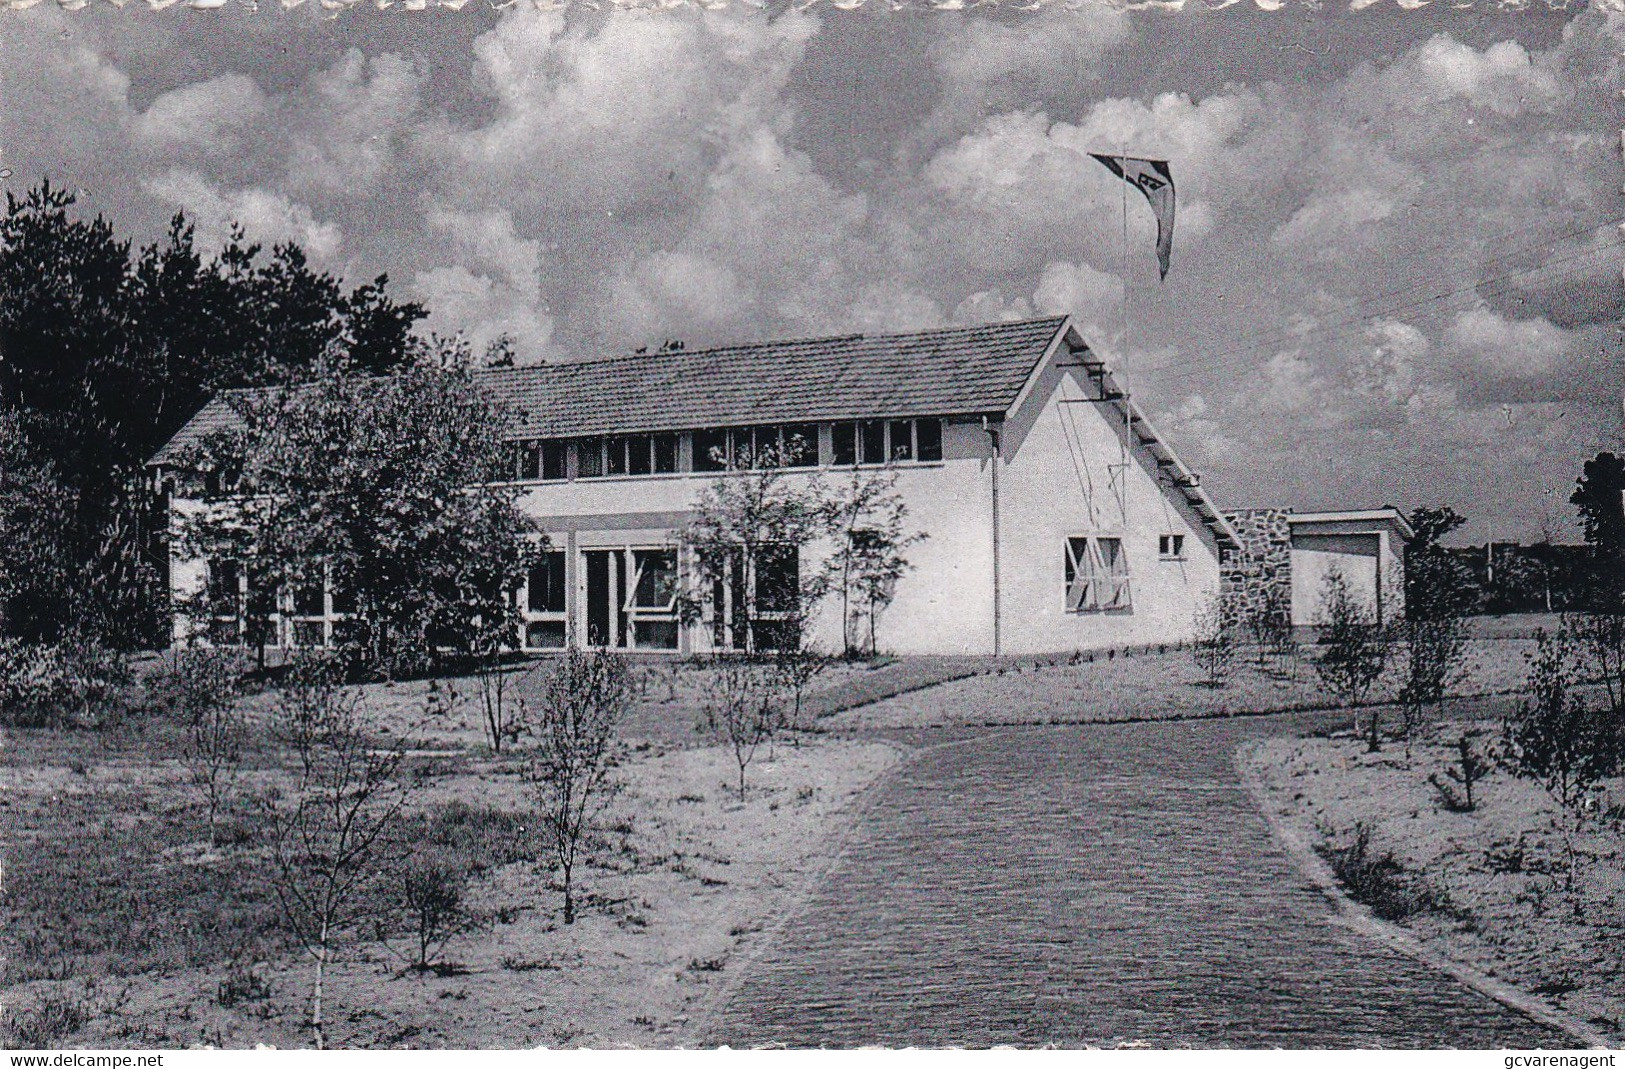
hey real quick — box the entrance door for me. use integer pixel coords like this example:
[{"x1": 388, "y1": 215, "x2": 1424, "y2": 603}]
[{"x1": 584, "y1": 550, "x2": 625, "y2": 648}]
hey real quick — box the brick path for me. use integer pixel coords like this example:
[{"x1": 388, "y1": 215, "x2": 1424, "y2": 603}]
[{"x1": 709, "y1": 715, "x2": 1573, "y2": 1048}]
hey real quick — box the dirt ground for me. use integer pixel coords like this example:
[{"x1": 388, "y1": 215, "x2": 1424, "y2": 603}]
[
  {"x1": 830, "y1": 639, "x2": 1534, "y2": 731},
  {"x1": 0, "y1": 695, "x2": 900, "y2": 1048},
  {"x1": 1246, "y1": 722, "x2": 1625, "y2": 1042}
]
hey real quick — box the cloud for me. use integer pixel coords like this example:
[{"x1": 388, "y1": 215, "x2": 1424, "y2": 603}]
[
  {"x1": 1409, "y1": 36, "x2": 1561, "y2": 117},
  {"x1": 133, "y1": 74, "x2": 268, "y2": 157},
  {"x1": 1033, "y1": 259, "x2": 1122, "y2": 351},
  {"x1": 283, "y1": 50, "x2": 420, "y2": 198},
  {"x1": 1445, "y1": 304, "x2": 1570, "y2": 379},
  {"x1": 1271, "y1": 187, "x2": 1395, "y2": 249},
  {"x1": 3, "y1": 4, "x2": 1620, "y2": 543},
  {"x1": 143, "y1": 169, "x2": 343, "y2": 262},
  {"x1": 414, "y1": 206, "x2": 552, "y2": 358},
  {"x1": 420, "y1": 10, "x2": 819, "y2": 216}
]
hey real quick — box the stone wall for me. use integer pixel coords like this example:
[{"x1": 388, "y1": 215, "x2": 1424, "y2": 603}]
[{"x1": 1221, "y1": 509, "x2": 1292, "y2": 624}]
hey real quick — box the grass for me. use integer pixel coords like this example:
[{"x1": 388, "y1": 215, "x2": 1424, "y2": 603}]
[
  {"x1": 0, "y1": 684, "x2": 898, "y2": 1048},
  {"x1": 0, "y1": 739, "x2": 541, "y2": 988},
  {"x1": 830, "y1": 638, "x2": 1536, "y2": 731},
  {"x1": 1, "y1": 988, "x2": 93, "y2": 1048},
  {"x1": 1250, "y1": 723, "x2": 1625, "y2": 1041}
]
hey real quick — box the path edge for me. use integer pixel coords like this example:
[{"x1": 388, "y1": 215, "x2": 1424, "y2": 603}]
[
  {"x1": 678, "y1": 736, "x2": 915, "y2": 1047},
  {"x1": 1235, "y1": 740, "x2": 1612, "y2": 1051}
]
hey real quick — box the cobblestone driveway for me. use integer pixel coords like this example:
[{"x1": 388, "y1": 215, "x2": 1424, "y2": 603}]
[{"x1": 710, "y1": 715, "x2": 1572, "y2": 1048}]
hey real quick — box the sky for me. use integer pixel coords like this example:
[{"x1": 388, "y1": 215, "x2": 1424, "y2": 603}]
[{"x1": 1, "y1": 0, "x2": 1621, "y2": 543}]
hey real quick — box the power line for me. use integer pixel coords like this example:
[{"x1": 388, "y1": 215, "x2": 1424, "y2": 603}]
[
  {"x1": 1136, "y1": 237, "x2": 1623, "y2": 387},
  {"x1": 1134, "y1": 213, "x2": 1624, "y2": 371}
]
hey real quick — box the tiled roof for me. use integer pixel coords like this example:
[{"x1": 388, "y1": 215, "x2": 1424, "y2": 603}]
[
  {"x1": 149, "y1": 317, "x2": 1069, "y2": 465},
  {"x1": 484, "y1": 316, "x2": 1069, "y2": 438}
]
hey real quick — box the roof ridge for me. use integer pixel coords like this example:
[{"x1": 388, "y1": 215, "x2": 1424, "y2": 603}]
[{"x1": 478, "y1": 315, "x2": 1069, "y2": 376}]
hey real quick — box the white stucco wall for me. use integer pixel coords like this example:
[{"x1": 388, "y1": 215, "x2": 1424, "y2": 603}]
[
  {"x1": 1288, "y1": 521, "x2": 1407, "y2": 627},
  {"x1": 163, "y1": 352, "x2": 1226, "y2": 656},
  {"x1": 992, "y1": 361, "x2": 1222, "y2": 655}
]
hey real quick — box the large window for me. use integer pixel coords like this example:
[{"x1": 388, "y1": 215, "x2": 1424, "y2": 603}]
[
  {"x1": 832, "y1": 418, "x2": 942, "y2": 465},
  {"x1": 581, "y1": 546, "x2": 681, "y2": 651},
  {"x1": 625, "y1": 549, "x2": 680, "y2": 650},
  {"x1": 709, "y1": 545, "x2": 800, "y2": 651},
  {"x1": 1065, "y1": 536, "x2": 1131, "y2": 612},
  {"x1": 523, "y1": 550, "x2": 568, "y2": 649}
]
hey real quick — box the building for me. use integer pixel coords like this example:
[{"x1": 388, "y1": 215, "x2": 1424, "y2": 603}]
[
  {"x1": 151, "y1": 316, "x2": 1241, "y2": 657},
  {"x1": 1223, "y1": 507, "x2": 1413, "y2": 631}
]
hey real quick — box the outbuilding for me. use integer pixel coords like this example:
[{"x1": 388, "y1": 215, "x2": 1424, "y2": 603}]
[{"x1": 1223, "y1": 507, "x2": 1414, "y2": 632}]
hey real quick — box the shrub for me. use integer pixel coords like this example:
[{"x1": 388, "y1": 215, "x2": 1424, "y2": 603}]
[
  {"x1": 1, "y1": 989, "x2": 90, "y2": 1048},
  {"x1": 216, "y1": 964, "x2": 273, "y2": 1008},
  {"x1": 1190, "y1": 590, "x2": 1239, "y2": 687},
  {"x1": 1398, "y1": 615, "x2": 1470, "y2": 739},
  {"x1": 1319, "y1": 823, "x2": 1446, "y2": 922},
  {"x1": 1501, "y1": 628, "x2": 1615, "y2": 818},
  {"x1": 1245, "y1": 582, "x2": 1295, "y2": 669},
  {"x1": 391, "y1": 851, "x2": 475, "y2": 974},
  {"x1": 0, "y1": 633, "x2": 130, "y2": 729},
  {"x1": 1428, "y1": 733, "x2": 1491, "y2": 812}
]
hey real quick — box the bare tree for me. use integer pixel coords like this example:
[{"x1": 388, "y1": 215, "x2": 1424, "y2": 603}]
[
  {"x1": 154, "y1": 649, "x2": 248, "y2": 846},
  {"x1": 471, "y1": 626, "x2": 529, "y2": 754},
  {"x1": 266, "y1": 656, "x2": 418, "y2": 1049},
  {"x1": 823, "y1": 465, "x2": 924, "y2": 657},
  {"x1": 773, "y1": 643, "x2": 828, "y2": 739},
  {"x1": 521, "y1": 647, "x2": 631, "y2": 925},
  {"x1": 702, "y1": 657, "x2": 783, "y2": 800}
]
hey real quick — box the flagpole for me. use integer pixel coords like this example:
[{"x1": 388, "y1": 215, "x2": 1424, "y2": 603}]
[{"x1": 1118, "y1": 148, "x2": 1131, "y2": 523}]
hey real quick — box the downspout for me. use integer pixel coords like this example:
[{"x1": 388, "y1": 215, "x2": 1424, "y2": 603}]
[{"x1": 983, "y1": 416, "x2": 1002, "y2": 657}]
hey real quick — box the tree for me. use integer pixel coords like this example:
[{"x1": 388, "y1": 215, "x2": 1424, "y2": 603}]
[
  {"x1": 1398, "y1": 506, "x2": 1476, "y2": 737},
  {"x1": 1501, "y1": 628, "x2": 1615, "y2": 892},
  {"x1": 152, "y1": 648, "x2": 248, "y2": 847},
  {"x1": 473, "y1": 636, "x2": 529, "y2": 755},
  {"x1": 174, "y1": 345, "x2": 539, "y2": 679},
  {"x1": 679, "y1": 438, "x2": 831, "y2": 656},
  {"x1": 823, "y1": 465, "x2": 924, "y2": 658},
  {"x1": 267, "y1": 657, "x2": 419, "y2": 1049},
  {"x1": 0, "y1": 181, "x2": 425, "y2": 648},
  {"x1": 1571, "y1": 451, "x2": 1625, "y2": 572},
  {"x1": 1242, "y1": 581, "x2": 1295, "y2": 671},
  {"x1": 700, "y1": 656, "x2": 783, "y2": 800},
  {"x1": 520, "y1": 648, "x2": 631, "y2": 925},
  {"x1": 1568, "y1": 453, "x2": 1625, "y2": 733},
  {"x1": 1191, "y1": 589, "x2": 1239, "y2": 687},
  {"x1": 1428, "y1": 734, "x2": 1491, "y2": 812},
  {"x1": 0, "y1": 410, "x2": 74, "y2": 640},
  {"x1": 1313, "y1": 567, "x2": 1395, "y2": 751}
]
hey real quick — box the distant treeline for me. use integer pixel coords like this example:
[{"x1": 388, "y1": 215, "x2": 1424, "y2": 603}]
[{"x1": 1439, "y1": 542, "x2": 1614, "y2": 615}]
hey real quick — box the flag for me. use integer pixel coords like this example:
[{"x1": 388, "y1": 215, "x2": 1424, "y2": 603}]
[{"x1": 1090, "y1": 154, "x2": 1175, "y2": 281}]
